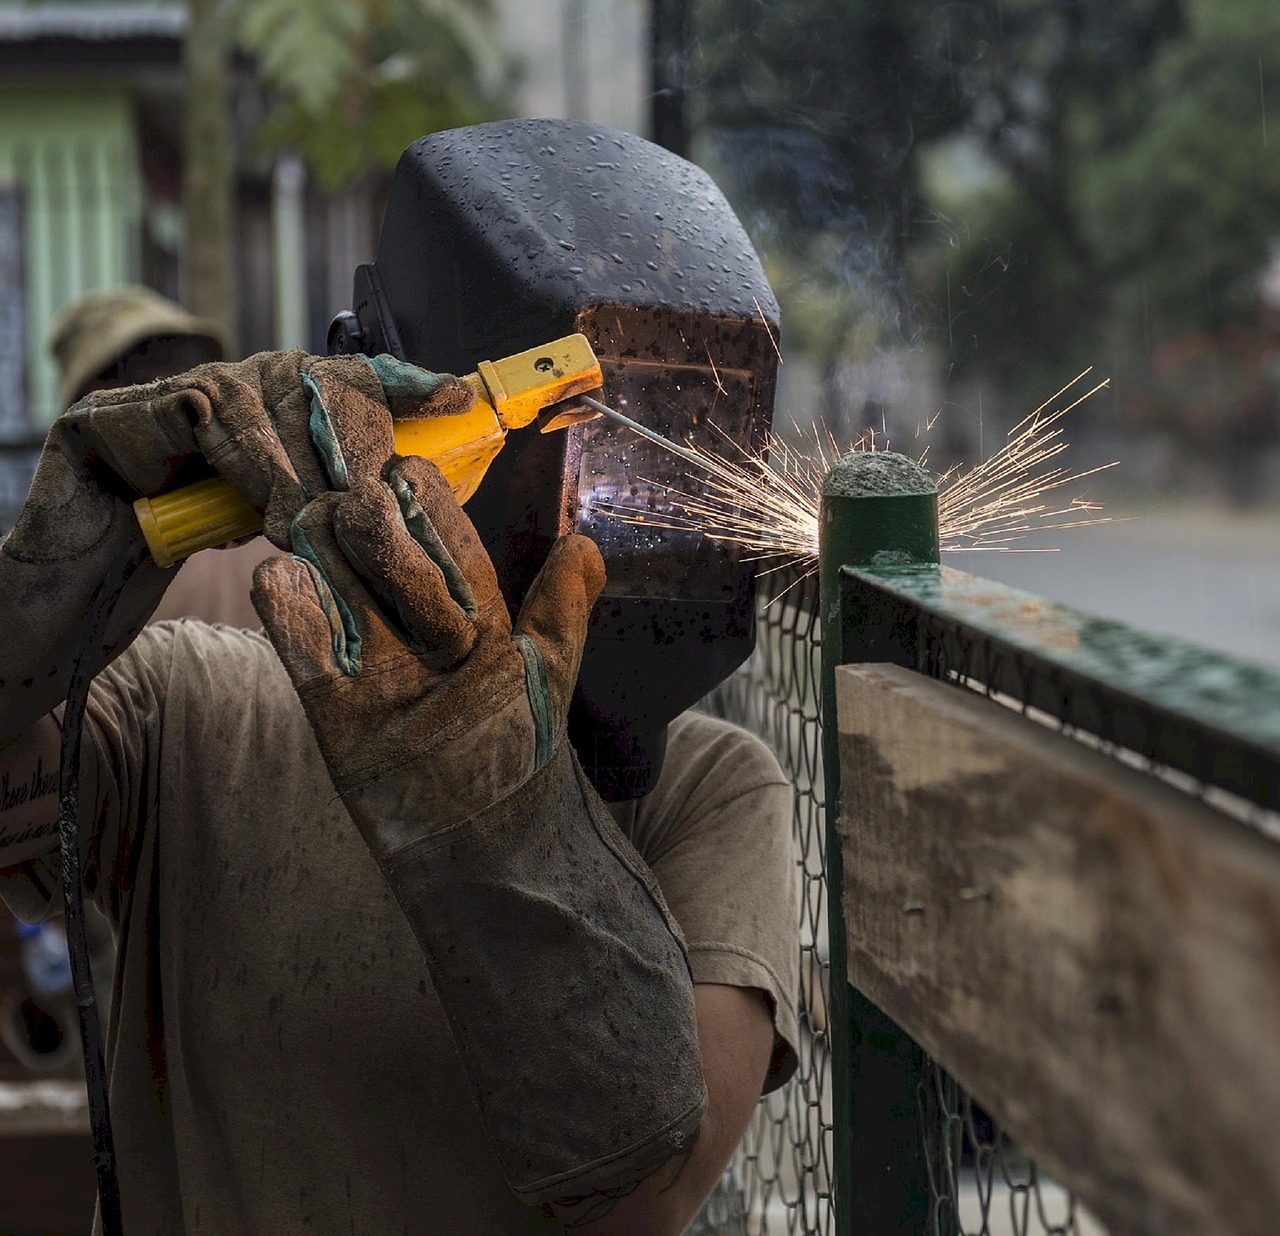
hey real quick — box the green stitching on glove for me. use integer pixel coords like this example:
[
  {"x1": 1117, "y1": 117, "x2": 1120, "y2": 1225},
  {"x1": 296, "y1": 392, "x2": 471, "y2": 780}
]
[
  {"x1": 301, "y1": 372, "x2": 350, "y2": 491},
  {"x1": 290, "y1": 516, "x2": 362, "y2": 675},
  {"x1": 367, "y1": 354, "x2": 459, "y2": 418},
  {"x1": 515, "y1": 634, "x2": 554, "y2": 770},
  {"x1": 332, "y1": 508, "x2": 428, "y2": 659},
  {"x1": 390, "y1": 474, "x2": 477, "y2": 618}
]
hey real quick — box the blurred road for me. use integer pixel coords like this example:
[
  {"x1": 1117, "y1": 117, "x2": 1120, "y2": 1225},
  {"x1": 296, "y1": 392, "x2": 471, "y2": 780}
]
[
  {"x1": 957, "y1": 1176, "x2": 1107, "y2": 1236},
  {"x1": 945, "y1": 500, "x2": 1280, "y2": 670}
]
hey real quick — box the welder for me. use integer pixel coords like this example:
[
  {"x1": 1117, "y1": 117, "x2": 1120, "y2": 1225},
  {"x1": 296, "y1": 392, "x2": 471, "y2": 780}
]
[{"x1": 0, "y1": 120, "x2": 798, "y2": 1234}]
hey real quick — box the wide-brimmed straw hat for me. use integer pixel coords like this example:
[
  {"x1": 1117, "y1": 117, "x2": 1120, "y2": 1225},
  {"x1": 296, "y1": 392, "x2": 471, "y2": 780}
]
[{"x1": 49, "y1": 285, "x2": 227, "y2": 406}]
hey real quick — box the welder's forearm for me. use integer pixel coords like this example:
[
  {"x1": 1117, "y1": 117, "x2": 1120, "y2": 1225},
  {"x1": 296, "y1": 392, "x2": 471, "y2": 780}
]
[
  {"x1": 550, "y1": 984, "x2": 776, "y2": 1236},
  {"x1": 0, "y1": 714, "x2": 65, "y2": 866}
]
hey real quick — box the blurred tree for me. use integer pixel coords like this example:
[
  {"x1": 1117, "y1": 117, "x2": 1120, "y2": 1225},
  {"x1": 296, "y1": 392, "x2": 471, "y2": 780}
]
[
  {"x1": 186, "y1": 0, "x2": 237, "y2": 349},
  {"x1": 1080, "y1": 1, "x2": 1280, "y2": 337},
  {"x1": 938, "y1": 0, "x2": 1280, "y2": 404},
  {"x1": 694, "y1": 0, "x2": 985, "y2": 419},
  {"x1": 696, "y1": 0, "x2": 1280, "y2": 421},
  {"x1": 652, "y1": 0, "x2": 692, "y2": 155},
  {"x1": 234, "y1": 0, "x2": 512, "y2": 191},
  {"x1": 180, "y1": 0, "x2": 508, "y2": 349}
]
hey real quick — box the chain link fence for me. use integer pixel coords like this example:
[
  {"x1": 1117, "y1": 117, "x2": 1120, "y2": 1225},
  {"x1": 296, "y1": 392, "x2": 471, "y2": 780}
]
[
  {"x1": 918, "y1": 1069, "x2": 1104, "y2": 1236},
  {"x1": 698, "y1": 567, "x2": 832, "y2": 1236},
  {"x1": 691, "y1": 564, "x2": 1105, "y2": 1236}
]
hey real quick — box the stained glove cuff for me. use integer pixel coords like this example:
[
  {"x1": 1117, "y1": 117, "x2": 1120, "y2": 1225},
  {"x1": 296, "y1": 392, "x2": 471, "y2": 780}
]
[{"x1": 376, "y1": 736, "x2": 706, "y2": 1204}]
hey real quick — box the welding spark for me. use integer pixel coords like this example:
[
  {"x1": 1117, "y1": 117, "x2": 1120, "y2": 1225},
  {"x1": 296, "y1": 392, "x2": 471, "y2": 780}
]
[
  {"x1": 704, "y1": 340, "x2": 727, "y2": 396},
  {"x1": 937, "y1": 370, "x2": 1114, "y2": 551},
  {"x1": 753, "y1": 296, "x2": 783, "y2": 365},
  {"x1": 591, "y1": 370, "x2": 1115, "y2": 575}
]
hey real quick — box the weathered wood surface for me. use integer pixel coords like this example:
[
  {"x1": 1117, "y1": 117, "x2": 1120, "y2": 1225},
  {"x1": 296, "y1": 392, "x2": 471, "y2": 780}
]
[{"x1": 836, "y1": 662, "x2": 1280, "y2": 1236}]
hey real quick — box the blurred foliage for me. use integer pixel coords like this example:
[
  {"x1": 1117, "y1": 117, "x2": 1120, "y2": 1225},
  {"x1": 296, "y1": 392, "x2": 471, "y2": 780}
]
[
  {"x1": 233, "y1": 0, "x2": 512, "y2": 190},
  {"x1": 695, "y1": 0, "x2": 1280, "y2": 428},
  {"x1": 693, "y1": 0, "x2": 979, "y2": 418}
]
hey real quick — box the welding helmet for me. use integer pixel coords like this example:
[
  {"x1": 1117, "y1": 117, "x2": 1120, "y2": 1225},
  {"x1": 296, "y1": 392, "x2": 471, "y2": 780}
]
[{"x1": 329, "y1": 118, "x2": 780, "y2": 800}]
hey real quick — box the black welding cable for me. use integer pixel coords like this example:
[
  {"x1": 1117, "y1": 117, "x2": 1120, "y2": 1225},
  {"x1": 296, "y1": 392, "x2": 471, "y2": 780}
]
[{"x1": 58, "y1": 544, "x2": 149, "y2": 1236}]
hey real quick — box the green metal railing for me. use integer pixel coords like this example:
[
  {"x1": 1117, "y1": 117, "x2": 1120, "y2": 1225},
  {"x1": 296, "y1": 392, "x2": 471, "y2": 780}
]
[{"x1": 697, "y1": 450, "x2": 1280, "y2": 1235}]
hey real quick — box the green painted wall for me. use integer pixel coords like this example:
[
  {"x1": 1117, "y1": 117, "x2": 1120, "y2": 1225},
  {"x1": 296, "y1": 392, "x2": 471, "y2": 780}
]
[{"x1": 0, "y1": 88, "x2": 142, "y2": 424}]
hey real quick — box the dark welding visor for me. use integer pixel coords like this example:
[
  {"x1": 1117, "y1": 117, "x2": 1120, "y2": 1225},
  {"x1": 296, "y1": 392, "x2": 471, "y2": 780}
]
[{"x1": 329, "y1": 118, "x2": 780, "y2": 800}]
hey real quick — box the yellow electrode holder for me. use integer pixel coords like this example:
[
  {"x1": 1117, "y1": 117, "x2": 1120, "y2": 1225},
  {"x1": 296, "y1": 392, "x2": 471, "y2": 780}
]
[{"x1": 133, "y1": 334, "x2": 604, "y2": 568}]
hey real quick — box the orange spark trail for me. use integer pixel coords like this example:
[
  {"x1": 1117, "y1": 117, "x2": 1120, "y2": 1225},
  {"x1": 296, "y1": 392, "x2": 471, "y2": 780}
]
[{"x1": 591, "y1": 372, "x2": 1116, "y2": 572}]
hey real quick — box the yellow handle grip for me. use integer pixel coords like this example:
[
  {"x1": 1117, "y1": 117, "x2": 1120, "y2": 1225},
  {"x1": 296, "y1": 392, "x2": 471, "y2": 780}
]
[{"x1": 133, "y1": 335, "x2": 602, "y2": 568}]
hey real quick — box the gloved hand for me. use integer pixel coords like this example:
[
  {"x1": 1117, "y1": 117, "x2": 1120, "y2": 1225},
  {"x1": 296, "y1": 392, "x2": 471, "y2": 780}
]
[
  {"x1": 251, "y1": 458, "x2": 708, "y2": 1207},
  {"x1": 0, "y1": 351, "x2": 473, "y2": 744},
  {"x1": 252, "y1": 454, "x2": 597, "y2": 838}
]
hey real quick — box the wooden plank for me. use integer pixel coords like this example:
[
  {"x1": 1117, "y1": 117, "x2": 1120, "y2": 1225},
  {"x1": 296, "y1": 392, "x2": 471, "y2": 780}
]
[{"x1": 836, "y1": 662, "x2": 1280, "y2": 1236}]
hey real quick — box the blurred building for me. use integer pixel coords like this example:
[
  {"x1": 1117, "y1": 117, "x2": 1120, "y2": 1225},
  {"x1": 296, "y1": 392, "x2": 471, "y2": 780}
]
[
  {"x1": 0, "y1": 0, "x2": 387, "y2": 526},
  {"x1": 492, "y1": 0, "x2": 644, "y2": 135}
]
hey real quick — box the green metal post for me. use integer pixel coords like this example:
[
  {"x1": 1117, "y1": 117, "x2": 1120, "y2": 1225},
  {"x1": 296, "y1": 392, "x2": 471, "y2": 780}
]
[{"x1": 820, "y1": 451, "x2": 939, "y2": 1235}]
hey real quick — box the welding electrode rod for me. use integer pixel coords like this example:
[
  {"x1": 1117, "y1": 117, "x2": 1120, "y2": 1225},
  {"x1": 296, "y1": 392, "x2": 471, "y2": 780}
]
[{"x1": 580, "y1": 396, "x2": 711, "y2": 471}]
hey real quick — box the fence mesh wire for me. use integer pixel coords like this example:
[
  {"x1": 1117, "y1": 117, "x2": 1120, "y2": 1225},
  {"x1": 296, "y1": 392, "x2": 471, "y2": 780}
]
[
  {"x1": 693, "y1": 566, "x2": 832, "y2": 1236},
  {"x1": 689, "y1": 565, "x2": 1106, "y2": 1236}
]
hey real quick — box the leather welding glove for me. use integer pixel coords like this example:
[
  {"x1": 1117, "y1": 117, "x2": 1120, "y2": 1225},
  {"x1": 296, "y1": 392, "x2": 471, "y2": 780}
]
[
  {"x1": 0, "y1": 351, "x2": 473, "y2": 745},
  {"x1": 251, "y1": 457, "x2": 708, "y2": 1208}
]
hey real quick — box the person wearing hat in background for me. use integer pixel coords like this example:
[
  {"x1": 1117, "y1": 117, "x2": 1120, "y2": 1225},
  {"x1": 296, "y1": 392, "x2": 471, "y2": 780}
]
[
  {"x1": 51, "y1": 284, "x2": 227, "y2": 406},
  {"x1": 49, "y1": 285, "x2": 272, "y2": 630},
  {"x1": 0, "y1": 288, "x2": 272, "y2": 1082}
]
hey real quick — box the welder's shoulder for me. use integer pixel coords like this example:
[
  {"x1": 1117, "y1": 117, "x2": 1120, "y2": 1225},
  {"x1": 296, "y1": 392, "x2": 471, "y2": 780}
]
[
  {"x1": 623, "y1": 710, "x2": 790, "y2": 861},
  {"x1": 144, "y1": 615, "x2": 274, "y2": 657},
  {"x1": 123, "y1": 615, "x2": 278, "y2": 668},
  {"x1": 102, "y1": 618, "x2": 293, "y2": 716},
  {"x1": 663, "y1": 710, "x2": 789, "y2": 799},
  {"x1": 0, "y1": 623, "x2": 298, "y2": 924}
]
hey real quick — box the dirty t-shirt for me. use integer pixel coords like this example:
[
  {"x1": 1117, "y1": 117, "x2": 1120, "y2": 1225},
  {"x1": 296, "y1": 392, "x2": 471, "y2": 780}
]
[
  {"x1": 146, "y1": 540, "x2": 273, "y2": 629},
  {"x1": 2, "y1": 621, "x2": 798, "y2": 1235}
]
